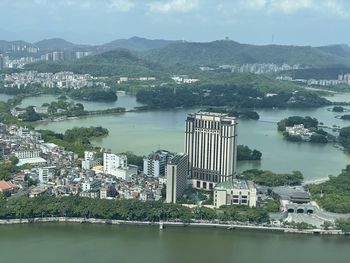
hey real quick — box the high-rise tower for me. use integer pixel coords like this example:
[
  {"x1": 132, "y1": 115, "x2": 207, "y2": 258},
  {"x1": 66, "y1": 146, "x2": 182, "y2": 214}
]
[{"x1": 185, "y1": 112, "x2": 237, "y2": 190}]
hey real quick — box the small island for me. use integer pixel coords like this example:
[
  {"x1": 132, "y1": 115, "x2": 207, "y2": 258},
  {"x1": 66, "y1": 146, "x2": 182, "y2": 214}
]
[
  {"x1": 13, "y1": 97, "x2": 125, "y2": 122},
  {"x1": 277, "y1": 116, "x2": 333, "y2": 143}
]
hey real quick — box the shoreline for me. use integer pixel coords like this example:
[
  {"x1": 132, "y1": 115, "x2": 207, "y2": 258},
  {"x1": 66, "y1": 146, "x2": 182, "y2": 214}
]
[{"x1": 0, "y1": 217, "x2": 345, "y2": 236}]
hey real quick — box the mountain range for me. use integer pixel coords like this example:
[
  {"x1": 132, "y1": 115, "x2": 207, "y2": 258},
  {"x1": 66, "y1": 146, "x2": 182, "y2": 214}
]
[
  {"x1": 0, "y1": 36, "x2": 179, "y2": 52},
  {"x1": 2, "y1": 36, "x2": 350, "y2": 74}
]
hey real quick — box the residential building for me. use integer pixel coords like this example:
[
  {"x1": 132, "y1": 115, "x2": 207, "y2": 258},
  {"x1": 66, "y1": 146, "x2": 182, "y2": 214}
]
[
  {"x1": 0, "y1": 181, "x2": 18, "y2": 193},
  {"x1": 213, "y1": 180, "x2": 257, "y2": 208},
  {"x1": 29, "y1": 186, "x2": 50, "y2": 198},
  {"x1": 185, "y1": 112, "x2": 237, "y2": 190},
  {"x1": 82, "y1": 179, "x2": 101, "y2": 191},
  {"x1": 100, "y1": 185, "x2": 117, "y2": 199},
  {"x1": 15, "y1": 149, "x2": 41, "y2": 159},
  {"x1": 143, "y1": 150, "x2": 173, "y2": 177},
  {"x1": 103, "y1": 153, "x2": 137, "y2": 181},
  {"x1": 166, "y1": 154, "x2": 188, "y2": 203},
  {"x1": 38, "y1": 166, "x2": 56, "y2": 183},
  {"x1": 82, "y1": 151, "x2": 96, "y2": 170},
  {"x1": 80, "y1": 189, "x2": 100, "y2": 199}
]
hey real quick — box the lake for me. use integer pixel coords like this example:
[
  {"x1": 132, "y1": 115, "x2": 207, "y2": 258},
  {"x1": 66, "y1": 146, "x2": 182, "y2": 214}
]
[
  {"x1": 0, "y1": 223, "x2": 349, "y2": 263},
  {"x1": 30, "y1": 92, "x2": 350, "y2": 180},
  {"x1": 0, "y1": 93, "x2": 13, "y2": 102}
]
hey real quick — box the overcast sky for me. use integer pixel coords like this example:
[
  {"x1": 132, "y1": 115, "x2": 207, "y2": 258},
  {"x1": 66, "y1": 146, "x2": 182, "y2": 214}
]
[{"x1": 0, "y1": 0, "x2": 349, "y2": 46}]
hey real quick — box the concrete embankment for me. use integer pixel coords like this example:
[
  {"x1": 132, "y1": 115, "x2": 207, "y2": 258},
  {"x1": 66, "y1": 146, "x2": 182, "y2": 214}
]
[{"x1": 0, "y1": 217, "x2": 345, "y2": 235}]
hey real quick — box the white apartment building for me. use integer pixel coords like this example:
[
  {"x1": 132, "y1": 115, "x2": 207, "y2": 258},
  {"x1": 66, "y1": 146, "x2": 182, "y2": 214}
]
[
  {"x1": 38, "y1": 166, "x2": 56, "y2": 183},
  {"x1": 103, "y1": 153, "x2": 137, "y2": 181},
  {"x1": 82, "y1": 179, "x2": 101, "y2": 192},
  {"x1": 82, "y1": 151, "x2": 96, "y2": 170},
  {"x1": 15, "y1": 149, "x2": 41, "y2": 159}
]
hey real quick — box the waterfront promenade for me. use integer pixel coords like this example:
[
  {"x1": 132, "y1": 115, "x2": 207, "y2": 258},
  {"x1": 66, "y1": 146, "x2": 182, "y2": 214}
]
[{"x1": 0, "y1": 217, "x2": 345, "y2": 235}]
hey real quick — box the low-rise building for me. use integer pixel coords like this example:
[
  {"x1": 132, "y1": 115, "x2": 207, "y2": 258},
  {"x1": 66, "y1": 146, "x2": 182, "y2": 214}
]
[
  {"x1": 214, "y1": 180, "x2": 257, "y2": 208},
  {"x1": 15, "y1": 149, "x2": 41, "y2": 159},
  {"x1": 0, "y1": 181, "x2": 18, "y2": 193}
]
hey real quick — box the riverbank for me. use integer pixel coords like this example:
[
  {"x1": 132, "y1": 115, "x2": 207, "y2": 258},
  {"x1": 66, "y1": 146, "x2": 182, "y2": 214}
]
[{"x1": 0, "y1": 217, "x2": 345, "y2": 236}]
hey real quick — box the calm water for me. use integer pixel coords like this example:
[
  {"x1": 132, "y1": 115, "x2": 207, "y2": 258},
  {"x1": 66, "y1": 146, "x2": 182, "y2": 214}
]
[
  {"x1": 0, "y1": 223, "x2": 349, "y2": 263},
  {"x1": 0, "y1": 93, "x2": 13, "y2": 102},
  {"x1": 20, "y1": 92, "x2": 349, "y2": 179},
  {"x1": 34, "y1": 105, "x2": 350, "y2": 180},
  {"x1": 18, "y1": 92, "x2": 144, "y2": 111}
]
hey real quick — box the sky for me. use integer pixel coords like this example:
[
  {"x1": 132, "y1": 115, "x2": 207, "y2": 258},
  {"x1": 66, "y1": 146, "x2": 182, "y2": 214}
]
[{"x1": 0, "y1": 0, "x2": 349, "y2": 46}]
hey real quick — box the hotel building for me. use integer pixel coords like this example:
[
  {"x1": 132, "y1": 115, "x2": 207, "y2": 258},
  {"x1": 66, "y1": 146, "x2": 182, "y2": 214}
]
[{"x1": 185, "y1": 112, "x2": 237, "y2": 190}]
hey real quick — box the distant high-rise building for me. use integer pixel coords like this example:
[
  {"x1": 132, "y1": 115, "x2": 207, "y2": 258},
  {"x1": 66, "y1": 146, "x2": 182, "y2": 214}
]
[
  {"x1": 75, "y1": 51, "x2": 91, "y2": 59},
  {"x1": 166, "y1": 154, "x2": 188, "y2": 203},
  {"x1": 52, "y1": 51, "x2": 64, "y2": 61},
  {"x1": 185, "y1": 112, "x2": 237, "y2": 190},
  {"x1": 143, "y1": 150, "x2": 173, "y2": 177},
  {"x1": 0, "y1": 55, "x2": 5, "y2": 70}
]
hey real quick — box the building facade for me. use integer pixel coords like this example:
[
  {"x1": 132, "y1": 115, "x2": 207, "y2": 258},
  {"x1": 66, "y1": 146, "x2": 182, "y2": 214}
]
[
  {"x1": 143, "y1": 150, "x2": 173, "y2": 177},
  {"x1": 214, "y1": 180, "x2": 257, "y2": 208},
  {"x1": 103, "y1": 153, "x2": 137, "y2": 181},
  {"x1": 38, "y1": 166, "x2": 56, "y2": 183},
  {"x1": 185, "y1": 112, "x2": 237, "y2": 190},
  {"x1": 15, "y1": 149, "x2": 41, "y2": 159},
  {"x1": 166, "y1": 154, "x2": 188, "y2": 203},
  {"x1": 82, "y1": 151, "x2": 96, "y2": 170}
]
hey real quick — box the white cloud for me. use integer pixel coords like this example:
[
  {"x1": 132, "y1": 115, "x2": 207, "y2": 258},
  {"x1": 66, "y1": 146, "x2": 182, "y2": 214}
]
[
  {"x1": 148, "y1": 0, "x2": 199, "y2": 13},
  {"x1": 269, "y1": 0, "x2": 320, "y2": 13},
  {"x1": 110, "y1": 0, "x2": 135, "y2": 11},
  {"x1": 240, "y1": 0, "x2": 348, "y2": 17}
]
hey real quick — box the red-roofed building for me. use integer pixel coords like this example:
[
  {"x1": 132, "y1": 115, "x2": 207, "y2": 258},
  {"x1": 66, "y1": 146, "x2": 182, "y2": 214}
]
[{"x1": 0, "y1": 180, "x2": 18, "y2": 193}]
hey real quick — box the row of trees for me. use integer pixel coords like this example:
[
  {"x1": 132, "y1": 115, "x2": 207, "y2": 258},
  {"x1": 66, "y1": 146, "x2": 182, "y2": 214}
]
[
  {"x1": 68, "y1": 87, "x2": 118, "y2": 102},
  {"x1": 136, "y1": 84, "x2": 330, "y2": 110},
  {"x1": 240, "y1": 169, "x2": 304, "y2": 187},
  {"x1": 0, "y1": 196, "x2": 270, "y2": 224},
  {"x1": 205, "y1": 107, "x2": 260, "y2": 120},
  {"x1": 0, "y1": 156, "x2": 19, "y2": 181},
  {"x1": 38, "y1": 126, "x2": 108, "y2": 157},
  {"x1": 237, "y1": 145, "x2": 262, "y2": 161},
  {"x1": 307, "y1": 166, "x2": 350, "y2": 213}
]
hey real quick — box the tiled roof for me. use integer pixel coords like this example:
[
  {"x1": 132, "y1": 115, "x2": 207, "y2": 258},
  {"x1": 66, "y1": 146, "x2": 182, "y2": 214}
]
[{"x1": 0, "y1": 180, "x2": 16, "y2": 191}]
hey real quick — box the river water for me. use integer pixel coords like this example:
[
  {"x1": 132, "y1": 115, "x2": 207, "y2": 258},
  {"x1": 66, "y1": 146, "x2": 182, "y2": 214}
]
[
  {"x1": 0, "y1": 223, "x2": 349, "y2": 263},
  {"x1": 28, "y1": 93, "x2": 350, "y2": 180}
]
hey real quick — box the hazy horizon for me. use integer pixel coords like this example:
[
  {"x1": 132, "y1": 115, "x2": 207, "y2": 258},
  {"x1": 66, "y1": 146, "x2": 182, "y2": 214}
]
[{"x1": 0, "y1": 0, "x2": 349, "y2": 46}]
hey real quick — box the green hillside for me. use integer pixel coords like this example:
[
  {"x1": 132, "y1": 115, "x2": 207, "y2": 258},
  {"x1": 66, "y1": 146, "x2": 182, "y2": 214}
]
[
  {"x1": 25, "y1": 49, "x2": 165, "y2": 77},
  {"x1": 143, "y1": 40, "x2": 350, "y2": 67},
  {"x1": 101, "y1": 36, "x2": 179, "y2": 51}
]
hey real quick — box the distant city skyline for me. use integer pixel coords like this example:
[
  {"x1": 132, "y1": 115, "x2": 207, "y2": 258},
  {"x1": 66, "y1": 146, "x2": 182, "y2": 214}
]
[{"x1": 0, "y1": 0, "x2": 350, "y2": 46}]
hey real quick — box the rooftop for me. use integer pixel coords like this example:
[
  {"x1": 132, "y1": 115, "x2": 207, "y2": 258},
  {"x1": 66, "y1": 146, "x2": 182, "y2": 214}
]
[
  {"x1": 188, "y1": 111, "x2": 236, "y2": 123},
  {"x1": 215, "y1": 180, "x2": 250, "y2": 190},
  {"x1": 168, "y1": 154, "x2": 187, "y2": 165},
  {"x1": 17, "y1": 157, "x2": 47, "y2": 166},
  {"x1": 0, "y1": 181, "x2": 16, "y2": 191}
]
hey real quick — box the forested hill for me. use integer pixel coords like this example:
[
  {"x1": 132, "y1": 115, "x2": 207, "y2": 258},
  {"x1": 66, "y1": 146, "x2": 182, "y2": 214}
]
[
  {"x1": 24, "y1": 49, "x2": 165, "y2": 77},
  {"x1": 34, "y1": 38, "x2": 81, "y2": 50},
  {"x1": 100, "y1": 36, "x2": 180, "y2": 51},
  {"x1": 143, "y1": 40, "x2": 350, "y2": 67},
  {"x1": 317, "y1": 44, "x2": 350, "y2": 59}
]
